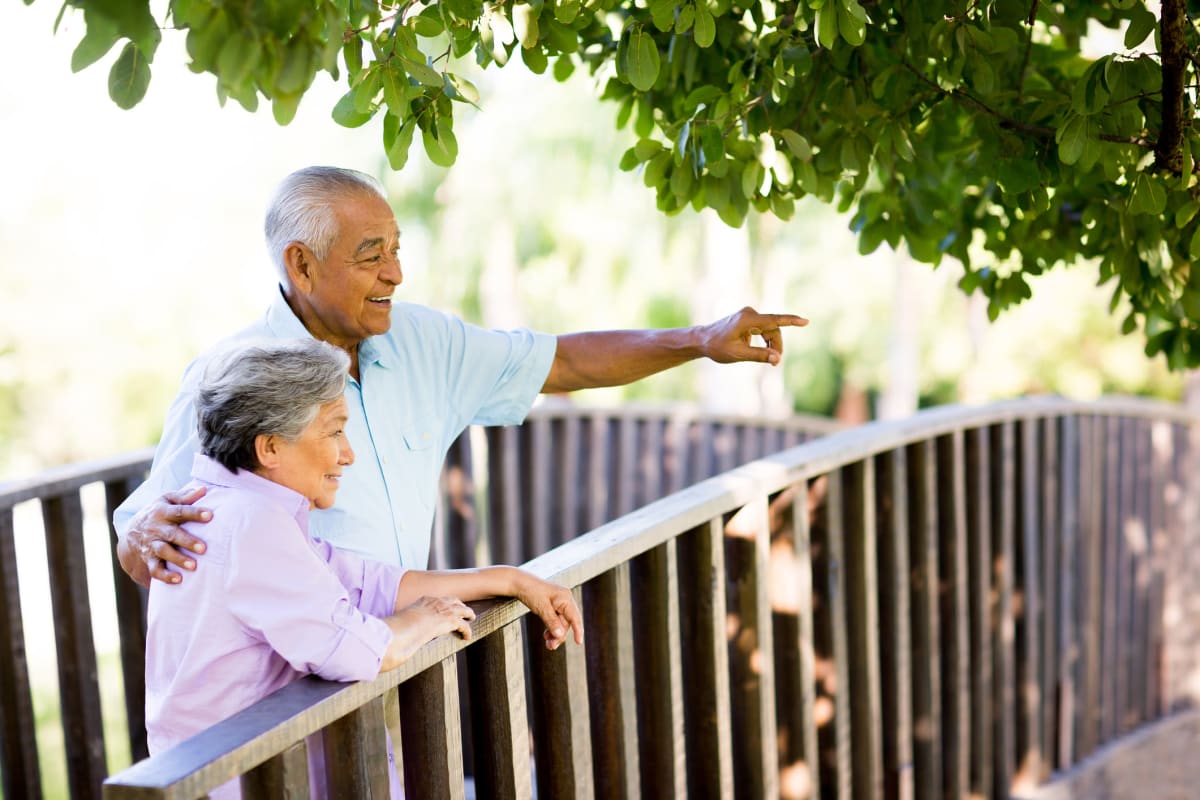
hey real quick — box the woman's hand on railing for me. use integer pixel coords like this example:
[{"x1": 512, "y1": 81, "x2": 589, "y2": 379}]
[
  {"x1": 510, "y1": 570, "x2": 585, "y2": 651},
  {"x1": 118, "y1": 486, "x2": 212, "y2": 587},
  {"x1": 380, "y1": 595, "x2": 477, "y2": 671}
]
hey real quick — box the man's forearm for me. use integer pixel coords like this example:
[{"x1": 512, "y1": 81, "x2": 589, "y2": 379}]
[{"x1": 542, "y1": 329, "x2": 703, "y2": 393}]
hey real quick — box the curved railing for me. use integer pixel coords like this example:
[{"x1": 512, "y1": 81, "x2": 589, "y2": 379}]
[
  {"x1": 87, "y1": 396, "x2": 1200, "y2": 800},
  {"x1": 0, "y1": 403, "x2": 836, "y2": 800}
]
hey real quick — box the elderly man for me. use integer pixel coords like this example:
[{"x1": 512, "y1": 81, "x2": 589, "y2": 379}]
[{"x1": 115, "y1": 166, "x2": 808, "y2": 584}]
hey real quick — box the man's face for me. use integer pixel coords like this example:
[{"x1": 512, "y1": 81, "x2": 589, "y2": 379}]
[{"x1": 298, "y1": 192, "x2": 403, "y2": 348}]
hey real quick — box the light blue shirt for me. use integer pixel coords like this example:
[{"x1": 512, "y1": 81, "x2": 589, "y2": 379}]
[{"x1": 115, "y1": 288, "x2": 557, "y2": 569}]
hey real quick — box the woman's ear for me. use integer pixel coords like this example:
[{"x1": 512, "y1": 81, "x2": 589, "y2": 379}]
[{"x1": 254, "y1": 433, "x2": 282, "y2": 471}]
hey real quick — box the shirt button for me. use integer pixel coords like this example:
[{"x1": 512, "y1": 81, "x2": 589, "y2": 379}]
[{"x1": 422, "y1": 431, "x2": 430, "y2": 441}]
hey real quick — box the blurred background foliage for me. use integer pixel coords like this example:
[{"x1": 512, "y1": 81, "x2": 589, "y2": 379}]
[{"x1": 0, "y1": 0, "x2": 1184, "y2": 483}]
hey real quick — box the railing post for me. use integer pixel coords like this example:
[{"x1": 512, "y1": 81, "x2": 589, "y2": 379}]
[
  {"x1": 875, "y1": 450, "x2": 913, "y2": 800},
  {"x1": 326, "y1": 694, "x2": 392, "y2": 799},
  {"x1": 678, "y1": 519, "x2": 735, "y2": 800},
  {"x1": 527, "y1": 586, "x2": 594, "y2": 800},
  {"x1": 241, "y1": 739, "x2": 309, "y2": 799},
  {"x1": 937, "y1": 431, "x2": 971, "y2": 798},
  {"x1": 812, "y1": 471, "x2": 852, "y2": 798},
  {"x1": 104, "y1": 476, "x2": 150, "y2": 763},
  {"x1": 582, "y1": 563, "x2": 640, "y2": 800},
  {"x1": 467, "y1": 621, "x2": 534, "y2": 800},
  {"x1": 1014, "y1": 418, "x2": 1044, "y2": 787},
  {"x1": 43, "y1": 492, "x2": 107, "y2": 800},
  {"x1": 907, "y1": 441, "x2": 943, "y2": 800},
  {"x1": 0, "y1": 505, "x2": 42, "y2": 800},
  {"x1": 399, "y1": 658, "x2": 466, "y2": 799}
]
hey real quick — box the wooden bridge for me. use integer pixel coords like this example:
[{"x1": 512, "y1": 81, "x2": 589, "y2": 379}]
[{"x1": 1, "y1": 398, "x2": 1196, "y2": 799}]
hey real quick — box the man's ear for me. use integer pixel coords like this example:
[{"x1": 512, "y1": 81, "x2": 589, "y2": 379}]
[
  {"x1": 283, "y1": 242, "x2": 315, "y2": 293},
  {"x1": 254, "y1": 434, "x2": 283, "y2": 471}
]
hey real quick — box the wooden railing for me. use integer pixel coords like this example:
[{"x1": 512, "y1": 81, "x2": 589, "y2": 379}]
[
  {"x1": 0, "y1": 403, "x2": 836, "y2": 800},
  {"x1": 92, "y1": 397, "x2": 1197, "y2": 799}
]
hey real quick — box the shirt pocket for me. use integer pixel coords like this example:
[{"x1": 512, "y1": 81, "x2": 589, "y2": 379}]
[{"x1": 398, "y1": 425, "x2": 441, "y2": 511}]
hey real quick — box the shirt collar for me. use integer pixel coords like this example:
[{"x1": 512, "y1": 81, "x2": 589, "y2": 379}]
[
  {"x1": 190, "y1": 453, "x2": 311, "y2": 534},
  {"x1": 265, "y1": 284, "x2": 391, "y2": 372}
]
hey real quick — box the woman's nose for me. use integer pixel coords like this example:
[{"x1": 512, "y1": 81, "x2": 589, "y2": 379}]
[{"x1": 340, "y1": 439, "x2": 355, "y2": 466}]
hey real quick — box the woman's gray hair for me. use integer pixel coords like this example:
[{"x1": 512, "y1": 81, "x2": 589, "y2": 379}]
[
  {"x1": 264, "y1": 166, "x2": 387, "y2": 283},
  {"x1": 196, "y1": 338, "x2": 350, "y2": 473}
]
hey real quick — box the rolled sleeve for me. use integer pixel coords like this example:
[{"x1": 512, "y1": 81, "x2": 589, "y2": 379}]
[
  {"x1": 225, "y1": 508, "x2": 393, "y2": 683},
  {"x1": 311, "y1": 538, "x2": 407, "y2": 619},
  {"x1": 452, "y1": 321, "x2": 557, "y2": 428}
]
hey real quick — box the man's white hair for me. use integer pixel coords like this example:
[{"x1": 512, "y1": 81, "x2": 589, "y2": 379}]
[{"x1": 264, "y1": 166, "x2": 387, "y2": 284}]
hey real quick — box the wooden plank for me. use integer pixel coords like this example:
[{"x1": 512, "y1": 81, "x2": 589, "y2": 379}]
[
  {"x1": 325, "y1": 695, "x2": 391, "y2": 799},
  {"x1": 1013, "y1": 419, "x2": 1044, "y2": 788},
  {"x1": 989, "y1": 423, "x2": 1017, "y2": 798},
  {"x1": 1074, "y1": 416, "x2": 1102, "y2": 759},
  {"x1": 487, "y1": 426, "x2": 523, "y2": 565},
  {"x1": 0, "y1": 505, "x2": 42, "y2": 800},
  {"x1": 555, "y1": 414, "x2": 582, "y2": 546},
  {"x1": 526, "y1": 586, "x2": 594, "y2": 800},
  {"x1": 965, "y1": 429, "x2": 993, "y2": 799},
  {"x1": 631, "y1": 538, "x2": 687, "y2": 798},
  {"x1": 906, "y1": 441, "x2": 943, "y2": 800},
  {"x1": 725, "y1": 496, "x2": 780, "y2": 800},
  {"x1": 664, "y1": 414, "x2": 689, "y2": 497},
  {"x1": 677, "y1": 519, "x2": 735, "y2": 800},
  {"x1": 524, "y1": 417, "x2": 552, "y2": 559},
  {"x1": 1100, "y1": 415, "x2": 1121, "y2": 743},
  {"x1": 1039, "y1": 417, "x2": 1059, "y2": 778},
  {"x1": 442, "y1": 431, "x2": 477, "y2": 568},
  {"x1": 398, "y1": 658, "x2": 466, "y2": 799},
  {"x1": 768, "y1": 486, "x2": 821, "y2": 800},
  {"x1": 715, "y1": 423, "x2": 738, "y2": 475},
  {"x1": 638, "y1": 418, "x2": 664, "y2": 508},
  {"x1": 1129, "y1": 419, "x2": 1151, "y2": 730},
  {"x1": 582, "y1": 564, "x2": 640, "y2": 800},
  {"x1": 43, "y1": 492, "x2": 107, "y2": 800},
  {"x1": 936, "y1": 432, "x2": 971, "y2": 799},
  {"x1": 843, "y1": 460, "x2": 884, "y2": 800},
  {"x1": 1146, "y1": 420, "x2": 1171, "y2": 720},
  {"x1": 241, "y1": 740, "x2": 309, "y2": 800},
  {"x1": 1115, "y1": 417, "x2": 1135, "y2": 734},
  {"x1": 467, "y1": 621, "x2": 534, "y2": 800},
  {"x1": 587, "y1": 414, "x2": 610, "y2": 531},
  {"x1": 616, "y1": 415, "x2": 638, "y2": 518},
  {"x1": 875, "y1": 451, "x2": 913, "y2": 800},
  {"x1": 1056, "y1": 415, "x2": 1080, "y2": 767},
  {"x1": 104, "y1": 476, "x2": 150, "y2": 763}
]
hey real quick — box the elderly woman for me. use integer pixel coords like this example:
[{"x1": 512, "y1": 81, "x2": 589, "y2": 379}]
[{"x1": 144, "y1": 338, "x2": 582, "y2": 798}]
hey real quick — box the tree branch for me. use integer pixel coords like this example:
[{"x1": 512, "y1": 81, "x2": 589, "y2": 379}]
[
  {"x1": 1155, "y1": 0, "x2": 1187, "y2": 171},
  {"x1": 903, "y1": 61, "x2": 1156, "y2": 149},
  {"x1": 1016, "y1": 0, "x2": 1040, "y2": 100}
]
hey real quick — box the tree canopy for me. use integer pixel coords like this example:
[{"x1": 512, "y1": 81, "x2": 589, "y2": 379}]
[{"x1": 31, "y1": 0, "x2": 1200, "y2": 367}]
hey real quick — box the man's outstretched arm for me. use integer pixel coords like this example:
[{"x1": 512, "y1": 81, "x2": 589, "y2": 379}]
[{"x1": 542, "y1": 306, "x2": 808, "y2": 394}]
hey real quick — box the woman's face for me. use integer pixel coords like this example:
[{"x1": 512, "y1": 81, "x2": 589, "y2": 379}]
[{"x1": 264, "y1": 396, "x2": 354, "y2": 510}]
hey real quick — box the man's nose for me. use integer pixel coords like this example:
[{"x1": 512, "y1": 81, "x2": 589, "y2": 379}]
[{"x1": 382, "y1": 254, "x2": 403, "y2": 285}]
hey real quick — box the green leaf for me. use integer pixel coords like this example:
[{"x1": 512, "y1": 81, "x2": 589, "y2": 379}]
[
  {"x1": 781, "y1": 129, "x2": 812, "y2": 161},
  {"x1": 449, "y1": 74, "x2": 480, "y2": 104},
  {"x1": 650, "y1": 0, "x2": 678, "y2": 32},
  {"x1": 1056, "y1": 114, "x2": 1087, "y2": 165},
  {"x1": 1124, "y1": 6, "x2": 1157, "y2": 50},
  {"x1": 554, "y1": 0, "x2": 581, "y2": 25},
  {"x1": 1128, "y1": 173, "x2": 1167, "y2": 215},
  {"x1": 384, "y1": 114, "x2": 417, "y2": 170},
  {"x1": 513, "y1": 3, "x2": 541, "y2": 48},
  {"x1": 521, "y1": 45, "x2": 549, "y2": 73},
  {"x1": 85, "y1": 0, "x2": 160, "y2": 60},
  {"x1": 694, "y1": 4, "x2": 716, "y2": 48},
  {"x1": 343, "y1": 36, "x2": 364, "y2": 76},
  {"x1": 423, "y1": 123, "x2": 459, "y2": 167},
  {"x1": 71, "y1": 13, "x2": 122, "y2": 73},
  {"x1": 382, "y1": 62, "x2": 409, "y2": 113},
  {"x1": 403, "y1": 57, "x2": 444, "y2": 87},
  {"x1": 216, "y1": 32, "x2": 262, "y2": 90},
  {"x1": 815, "y1": 5, "x2": 838, "y2": 49},
  {"x1": 627, "y1": 28, "x2": 661, "y2": 92},
  {"x1": 634, "y1": 138, "x2": 664, "y2": 160},
  {"x1": 1175, "y1": 199, "x2": 1199, "y2": 229},
  {"x1": 412, "y1": 7, "x2": 445, "y2": 37},
  {"x1": 332, "y1": 88, "x2": 373, "y2": 127},
  {"x1": 837, "y1": 1, "x2": 866, "y2": 47},
  {"x1": 1189, "y1": 226, "x2": 1200, "y2": 261},
  {"x1": 108, "y1": 41, "x2": 151, "y2": 109},
  {"x1": 272, "y1": 92, "x2": 302, "y2": 125},
  {"x1": 276, "y1": 46, "x2": 312, "y2": 95}
]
